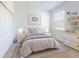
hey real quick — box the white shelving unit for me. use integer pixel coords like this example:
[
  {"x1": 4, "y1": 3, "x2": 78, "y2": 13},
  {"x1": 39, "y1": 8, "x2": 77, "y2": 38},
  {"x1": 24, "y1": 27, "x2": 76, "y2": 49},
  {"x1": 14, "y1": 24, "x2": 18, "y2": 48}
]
[
  {"x1": 64, "y1": 11, "x2": 79, "y2": 51},
  {"x1": 67, "y1": 11, "x2": 79, "y2": 33}
]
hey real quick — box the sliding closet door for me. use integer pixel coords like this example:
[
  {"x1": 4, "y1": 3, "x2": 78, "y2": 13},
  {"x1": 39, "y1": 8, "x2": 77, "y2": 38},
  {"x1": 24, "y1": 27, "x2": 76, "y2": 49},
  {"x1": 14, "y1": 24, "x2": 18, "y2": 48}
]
[{"x1": 0, "y1": 3, "x2": 13, "y2": 57}]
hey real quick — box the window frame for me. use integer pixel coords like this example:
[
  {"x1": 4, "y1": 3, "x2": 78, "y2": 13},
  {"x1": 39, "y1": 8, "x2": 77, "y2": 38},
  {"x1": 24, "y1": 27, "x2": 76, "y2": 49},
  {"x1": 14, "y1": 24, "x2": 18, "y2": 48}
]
[{"x1": 54, "y1": 10, "x2": 65, "y2": 30}]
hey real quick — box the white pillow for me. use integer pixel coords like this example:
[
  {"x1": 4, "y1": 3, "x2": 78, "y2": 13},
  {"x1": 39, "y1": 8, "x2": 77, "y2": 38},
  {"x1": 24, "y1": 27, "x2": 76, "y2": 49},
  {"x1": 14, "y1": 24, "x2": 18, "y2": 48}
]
[{"x1": 29, "y1": 27, "x2": 45, "y2": 34}]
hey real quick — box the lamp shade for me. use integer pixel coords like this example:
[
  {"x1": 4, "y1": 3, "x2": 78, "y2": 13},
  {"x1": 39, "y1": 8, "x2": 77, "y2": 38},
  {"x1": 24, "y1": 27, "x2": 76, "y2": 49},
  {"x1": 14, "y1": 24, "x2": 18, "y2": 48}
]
[{"x1": 18, "y1": 28, "x2": 23, "y2": 34}]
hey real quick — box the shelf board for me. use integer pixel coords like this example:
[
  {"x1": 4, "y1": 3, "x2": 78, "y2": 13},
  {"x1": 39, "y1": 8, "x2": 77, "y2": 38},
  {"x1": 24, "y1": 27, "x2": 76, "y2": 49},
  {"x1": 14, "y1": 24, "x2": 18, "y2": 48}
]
[
  {"x1": 68, "y1": 15, "x2": 79, "y2": 20},
  {"x1": 68, "y1": 15, "x2": 79, "y2": 17},
  {"x1": 69, "y1": 20, "x2": 79, "y2": 22},
  {"x1": 72, "y1": 25, "x2": 79, "y2": 26}
]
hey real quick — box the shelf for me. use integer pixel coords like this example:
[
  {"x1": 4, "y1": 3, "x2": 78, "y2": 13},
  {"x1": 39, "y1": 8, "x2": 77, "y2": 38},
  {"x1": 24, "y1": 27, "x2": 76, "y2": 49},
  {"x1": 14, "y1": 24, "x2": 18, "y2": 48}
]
[
  {"x1": 72, "y1": 25, "x2": 79, "y2": 27},
  {"x1": 68, "y1": 15, "x2": 79, "y2": 20},
  {"x1": 65, "y1": 11, "x2": 79, "y2": 51},
  {"x1": 69, "y1": 20, "x2": 79, "y2": 22},
  {"x1": 67, "y1": 15, "x2": 78, "y2": 17}
]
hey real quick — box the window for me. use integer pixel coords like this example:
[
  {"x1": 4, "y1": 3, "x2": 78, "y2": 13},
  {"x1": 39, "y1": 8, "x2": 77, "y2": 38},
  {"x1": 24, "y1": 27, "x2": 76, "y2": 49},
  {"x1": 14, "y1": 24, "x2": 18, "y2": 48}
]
[{"x1": 54, "y1": 10, "x2": 65, "y2": 30}]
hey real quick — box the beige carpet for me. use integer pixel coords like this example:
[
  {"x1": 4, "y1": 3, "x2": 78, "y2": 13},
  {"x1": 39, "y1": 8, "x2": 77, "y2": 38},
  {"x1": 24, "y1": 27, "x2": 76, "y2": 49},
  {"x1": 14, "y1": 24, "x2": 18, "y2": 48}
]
[{"x1": 4, "y1": 41, "x2": 79, "y2": 58}]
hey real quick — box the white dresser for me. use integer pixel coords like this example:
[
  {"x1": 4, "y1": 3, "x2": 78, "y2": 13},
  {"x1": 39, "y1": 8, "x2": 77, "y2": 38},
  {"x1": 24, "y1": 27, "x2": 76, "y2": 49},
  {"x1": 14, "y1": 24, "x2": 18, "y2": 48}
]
[{"x1": 63, "y1": 33, "x2": 79, "y2": 51}]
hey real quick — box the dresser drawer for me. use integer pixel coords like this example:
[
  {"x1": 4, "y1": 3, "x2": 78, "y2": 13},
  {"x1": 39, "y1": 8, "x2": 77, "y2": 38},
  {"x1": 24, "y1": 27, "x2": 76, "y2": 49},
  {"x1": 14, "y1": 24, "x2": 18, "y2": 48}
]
[{"x1": 64, "y1": 40, "x2": 79, "y2": 51}]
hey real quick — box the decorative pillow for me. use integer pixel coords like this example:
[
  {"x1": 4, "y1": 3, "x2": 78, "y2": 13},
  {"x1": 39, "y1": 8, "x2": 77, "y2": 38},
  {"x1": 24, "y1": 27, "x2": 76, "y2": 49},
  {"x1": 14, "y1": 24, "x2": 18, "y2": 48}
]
[
  {"x1": 36, "y1": 29, "x2": 45, "y2": 34},
  {"x1": 28, "y1": 27, "x2": 45, "y2": 34}
]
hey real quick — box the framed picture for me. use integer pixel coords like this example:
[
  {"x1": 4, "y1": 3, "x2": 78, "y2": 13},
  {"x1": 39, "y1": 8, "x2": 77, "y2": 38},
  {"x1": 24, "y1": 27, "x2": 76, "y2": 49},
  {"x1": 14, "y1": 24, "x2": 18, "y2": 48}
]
[{"x1": 28, "y1": 14, "x2": 41, "y2": 25}]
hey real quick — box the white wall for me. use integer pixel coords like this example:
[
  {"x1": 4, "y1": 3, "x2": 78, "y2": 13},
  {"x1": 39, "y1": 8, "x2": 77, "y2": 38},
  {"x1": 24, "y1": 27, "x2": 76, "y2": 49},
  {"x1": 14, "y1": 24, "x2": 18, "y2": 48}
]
[
  {"x1": 14, "y1": 7, "x2": 50, "y2": 35},
  {"x1": 50, "y1": 1, "x2": 79, "y2": 41},
  {"x1": 0, "y1": 2, "x2": 14, "y2": 57}
]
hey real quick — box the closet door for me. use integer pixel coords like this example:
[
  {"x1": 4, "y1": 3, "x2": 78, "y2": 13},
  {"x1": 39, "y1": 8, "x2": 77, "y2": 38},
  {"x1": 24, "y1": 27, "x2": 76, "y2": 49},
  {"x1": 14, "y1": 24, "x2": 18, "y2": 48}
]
[{"x1": 0, "y1": 3, "x2": 13, "y2": 57}]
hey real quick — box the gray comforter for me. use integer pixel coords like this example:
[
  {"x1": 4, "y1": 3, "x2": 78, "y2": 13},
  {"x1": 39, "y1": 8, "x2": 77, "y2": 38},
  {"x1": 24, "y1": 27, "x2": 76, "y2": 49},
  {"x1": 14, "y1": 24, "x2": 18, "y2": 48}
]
[{"x1": 19, "y1": 33, "x2": 60, "y2": 57}]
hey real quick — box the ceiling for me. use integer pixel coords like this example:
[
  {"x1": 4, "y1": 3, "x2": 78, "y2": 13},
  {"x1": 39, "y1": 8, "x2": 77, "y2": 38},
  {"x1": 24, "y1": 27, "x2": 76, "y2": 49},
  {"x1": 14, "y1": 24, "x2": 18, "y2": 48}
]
[{"x1": 14, "y1": 1, "x2": 64, "y2": 11}]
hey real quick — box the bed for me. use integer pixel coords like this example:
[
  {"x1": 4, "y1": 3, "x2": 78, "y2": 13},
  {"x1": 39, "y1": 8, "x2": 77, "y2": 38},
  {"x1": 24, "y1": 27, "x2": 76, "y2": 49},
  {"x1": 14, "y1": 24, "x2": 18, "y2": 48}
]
[{"x1": 16, "y1": 27, "x2": 60, "y2": 57}]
